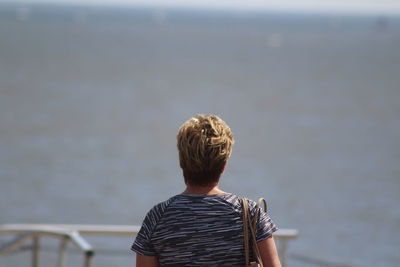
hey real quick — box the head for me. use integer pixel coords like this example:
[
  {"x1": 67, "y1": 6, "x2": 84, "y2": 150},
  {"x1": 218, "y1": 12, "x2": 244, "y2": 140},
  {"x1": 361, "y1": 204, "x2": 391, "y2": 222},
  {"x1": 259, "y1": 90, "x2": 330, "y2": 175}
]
[{"x1": 177, "y1": 114, "x2": 234, "y2": 186}]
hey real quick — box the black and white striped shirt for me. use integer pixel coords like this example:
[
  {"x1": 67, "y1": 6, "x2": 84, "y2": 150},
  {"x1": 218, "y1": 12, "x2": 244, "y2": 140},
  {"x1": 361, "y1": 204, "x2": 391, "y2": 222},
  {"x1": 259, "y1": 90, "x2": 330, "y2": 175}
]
[{"x1": 131, "y1": 193, "x2": 278, "y2": 266}]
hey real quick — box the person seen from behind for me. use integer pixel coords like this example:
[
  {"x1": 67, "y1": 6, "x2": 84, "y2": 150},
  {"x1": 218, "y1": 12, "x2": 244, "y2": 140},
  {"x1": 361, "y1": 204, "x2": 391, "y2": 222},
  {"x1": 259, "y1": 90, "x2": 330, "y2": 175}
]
[{"x1": 131, "y1": 114, "x2": 281, "y2": 267}]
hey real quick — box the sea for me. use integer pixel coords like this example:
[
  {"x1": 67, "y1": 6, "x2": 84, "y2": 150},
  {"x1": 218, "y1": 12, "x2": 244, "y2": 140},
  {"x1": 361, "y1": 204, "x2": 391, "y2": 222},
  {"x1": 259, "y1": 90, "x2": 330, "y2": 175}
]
[{"x1": 0, "y1": 3, "x2": 399, "y2": 266}]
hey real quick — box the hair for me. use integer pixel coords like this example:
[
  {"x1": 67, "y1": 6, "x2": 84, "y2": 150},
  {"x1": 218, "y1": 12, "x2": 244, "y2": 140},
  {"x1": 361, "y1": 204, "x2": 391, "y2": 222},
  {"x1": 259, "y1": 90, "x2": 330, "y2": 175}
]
[{"x1": 177, "y1": 114, "x2": 234, "y2": 186}]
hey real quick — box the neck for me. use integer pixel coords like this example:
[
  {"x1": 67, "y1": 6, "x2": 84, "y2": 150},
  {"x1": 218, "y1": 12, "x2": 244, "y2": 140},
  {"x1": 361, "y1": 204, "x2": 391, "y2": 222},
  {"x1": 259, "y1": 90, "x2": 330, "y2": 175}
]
[{"x1": 182, "y1": 183, "x2": 226, "y2": 195}]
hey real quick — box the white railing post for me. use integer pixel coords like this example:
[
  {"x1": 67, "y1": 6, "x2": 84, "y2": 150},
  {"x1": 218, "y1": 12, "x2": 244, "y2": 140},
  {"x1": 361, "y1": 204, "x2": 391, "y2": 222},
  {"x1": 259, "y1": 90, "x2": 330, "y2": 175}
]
[
  {"x1": 58, "y1": 236, "x2": 69, "y2": 267},
  {"x1": 32, "y1": 235, "x2": 40, "y2": 267},
  {"x1": 84, "y1": 252, "x2": 93, "y2": 267}
]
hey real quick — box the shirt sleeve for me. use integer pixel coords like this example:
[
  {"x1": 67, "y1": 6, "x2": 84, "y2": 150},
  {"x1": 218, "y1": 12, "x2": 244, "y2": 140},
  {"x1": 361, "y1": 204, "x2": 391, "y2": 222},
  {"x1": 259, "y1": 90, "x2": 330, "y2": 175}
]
[
  {"x1": 251, "y1": 200, "x2": 278, "y2": 242},
  {"x1": 131, "y1": 198, "x2": 173, "y2": 256},
  {"x1": 131, "y1": 208, "x2": 158, "y2": 256}
]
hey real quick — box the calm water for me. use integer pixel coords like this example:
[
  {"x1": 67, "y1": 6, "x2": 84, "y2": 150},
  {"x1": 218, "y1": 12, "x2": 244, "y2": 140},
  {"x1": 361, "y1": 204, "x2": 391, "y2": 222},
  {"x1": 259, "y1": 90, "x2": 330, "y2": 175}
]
[{"x1": 0, "y1": 4, "x2": 399, "y2": 266}]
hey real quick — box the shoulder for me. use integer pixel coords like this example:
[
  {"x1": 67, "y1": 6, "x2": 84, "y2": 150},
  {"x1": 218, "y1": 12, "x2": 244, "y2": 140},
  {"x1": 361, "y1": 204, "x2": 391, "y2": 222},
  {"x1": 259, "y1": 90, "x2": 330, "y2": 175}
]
[
  {"x1": 145, "y1": 195, "x2": 179, "y2": 219},
  {"x1": 132, "y1": 196, "x2": 181, "y2": 255},
  {"x1": 230, "y1": 195, "x2": 262, "y2": 214},
  {"x1": 212, "y1": 193, "x2": 243, "y2": 211},
  {"x1": 136, "y1": 196, "x2": 180, "y2": 238},
  {"x1": 213, "y1": 193, "x2": 263, "y2": 211},
  {"x1": 246, "y1": 198, "x2": 264, "y2": 214}
]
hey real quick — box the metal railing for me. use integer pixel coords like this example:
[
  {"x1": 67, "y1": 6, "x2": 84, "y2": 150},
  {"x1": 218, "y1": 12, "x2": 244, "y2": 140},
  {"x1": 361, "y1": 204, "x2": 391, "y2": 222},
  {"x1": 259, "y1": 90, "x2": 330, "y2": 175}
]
[
  {"x1": 0, "y1": 226, "x2": 94, "y2": 267},
  {"x1": 0, "y1": 224, "x2": 298, "y2": 267}
]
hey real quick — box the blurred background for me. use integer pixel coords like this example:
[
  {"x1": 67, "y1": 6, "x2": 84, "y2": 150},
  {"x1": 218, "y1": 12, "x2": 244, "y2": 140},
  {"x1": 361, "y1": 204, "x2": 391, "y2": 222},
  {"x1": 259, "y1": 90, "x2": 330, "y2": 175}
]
[{"x1": 0, "y1": 0, "x2": 399, "y2": 266}]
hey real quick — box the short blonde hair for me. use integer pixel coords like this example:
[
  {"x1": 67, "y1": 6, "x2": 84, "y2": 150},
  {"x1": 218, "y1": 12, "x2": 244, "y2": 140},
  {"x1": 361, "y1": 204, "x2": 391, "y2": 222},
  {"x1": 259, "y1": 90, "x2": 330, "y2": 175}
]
[{"x1": 177, "y1": 114, "x2": 234, "y2": 185}]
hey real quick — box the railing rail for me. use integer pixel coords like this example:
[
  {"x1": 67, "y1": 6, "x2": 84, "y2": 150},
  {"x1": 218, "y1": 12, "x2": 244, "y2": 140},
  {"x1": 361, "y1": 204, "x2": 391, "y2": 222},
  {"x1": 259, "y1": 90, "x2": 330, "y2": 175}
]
[
  {"x1": 0, "y1": 224, "x2": 297, "y2": 267},
  {"x1": 0, "y1": 226, "x2": 94, "y2": 267}
]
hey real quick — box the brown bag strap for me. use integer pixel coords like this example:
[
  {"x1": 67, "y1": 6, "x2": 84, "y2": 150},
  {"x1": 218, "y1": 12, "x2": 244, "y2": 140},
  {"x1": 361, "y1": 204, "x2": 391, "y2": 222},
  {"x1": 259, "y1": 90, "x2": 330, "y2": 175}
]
[
  {"x1": 241, "y1": 198, "x2": 251, "y2": 266},
  {"x1": 241, "y1": 198, "x2": 266, "y2": 267},
  {"x1": 248, "y1": 212, "x2": 263, "y2": 266}
]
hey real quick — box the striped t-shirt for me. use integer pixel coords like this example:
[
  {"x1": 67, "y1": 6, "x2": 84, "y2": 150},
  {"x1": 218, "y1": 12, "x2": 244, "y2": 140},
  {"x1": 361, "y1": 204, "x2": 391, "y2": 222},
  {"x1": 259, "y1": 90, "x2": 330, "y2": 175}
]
[{"x1": 131, "y1": 193, "x2": 278, "y2": 267}]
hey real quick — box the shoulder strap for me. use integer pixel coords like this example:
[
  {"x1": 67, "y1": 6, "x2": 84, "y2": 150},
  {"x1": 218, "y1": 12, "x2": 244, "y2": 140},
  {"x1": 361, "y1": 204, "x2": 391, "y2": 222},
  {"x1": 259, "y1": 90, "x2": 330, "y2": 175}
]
[
  {"x1": 241, "y1": 198, "x2": 251, "y2": 266},
  {"x1": 241, "y1": 198, "x2": 265, "y2": 267},
  {"x1": 248, "y1": 212, "x2": 263, "y2": 267}
]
